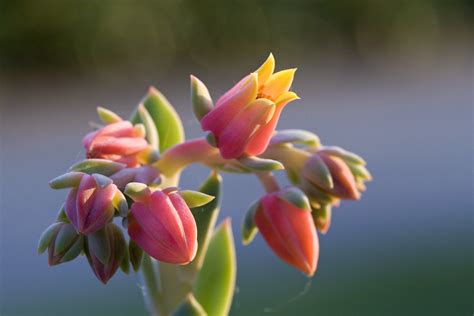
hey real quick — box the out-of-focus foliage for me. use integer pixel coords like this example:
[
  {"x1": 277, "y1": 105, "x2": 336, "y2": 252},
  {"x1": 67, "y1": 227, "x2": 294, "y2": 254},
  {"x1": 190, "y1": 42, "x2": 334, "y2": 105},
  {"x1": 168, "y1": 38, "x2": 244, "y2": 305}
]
[{"x1": 0, "y1": 0, "x2": 472, "y2": 73}]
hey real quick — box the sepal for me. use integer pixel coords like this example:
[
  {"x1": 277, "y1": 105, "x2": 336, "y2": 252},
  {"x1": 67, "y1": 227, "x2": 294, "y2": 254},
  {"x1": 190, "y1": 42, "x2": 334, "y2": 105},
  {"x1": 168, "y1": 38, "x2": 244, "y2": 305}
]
[
  {"x1": 178, "y1": 190, "x2": 215, "y2": 208},
  {"x1": 238, "y1": 156, "x2": 284, "y2": 171},
  {"x1": 70, "y1": 159, "x2": 126, "y2": 176},
  {"x1": 241, "y1": 200, "x2": 260, "y2": 245},
  {"x1": 49, "y1": 172, "x2": 84, "y2": 189},
  {"x1": 302, "y1": 154, "x2": 333, "y2": 190},
  {"x1": 278, "y1": 187, "x2": 311, "y2": 211},
  {"x1": 270, "y1": 129, "x2": 320, "y2": 147}
]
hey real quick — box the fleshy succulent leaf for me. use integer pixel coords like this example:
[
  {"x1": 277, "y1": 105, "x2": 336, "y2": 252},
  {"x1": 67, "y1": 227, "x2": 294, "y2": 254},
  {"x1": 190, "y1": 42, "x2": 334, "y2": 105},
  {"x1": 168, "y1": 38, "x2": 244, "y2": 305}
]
[
  {"x1": 137, "y1": 104, "x2": 160, "y2": 150},
  {"x1": 97, "y1": 106, "x2": 122, "y2": 124},
  {"x1": 131, "y1": 87, "x2": 185, "y2": 153},
  {"x1": 191, "y1": 75, "x2": 214, "y2": 121},
  {"x1": 194, "y1": 219, "x2": 236, "y2": 316},
  {"x1": 179, "y1": 172, "x2": 222, "y2": 277}
]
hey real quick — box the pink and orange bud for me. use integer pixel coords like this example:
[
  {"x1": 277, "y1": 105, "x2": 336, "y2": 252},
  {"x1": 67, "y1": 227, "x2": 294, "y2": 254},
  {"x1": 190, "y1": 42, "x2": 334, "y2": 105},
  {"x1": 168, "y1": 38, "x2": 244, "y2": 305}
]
[
  {"x1": 303, "y1": 151, "x2": 361, "y2": 201},
  {"x1": 127, "y1": 188, "x2": 197, "y2": 265},
  {"x1": 254, "y1": 191, "x2": 319, "y2": 276},
  {"x1": 83, "y1": 121, "x2": 149, "y2": 167},
  {"x1": 85, "y1": 223, "x2": 126, "y2": 284},
  {"x1": 65, "y1": 174, "x2": 117, "y2": 235},
  {"x1": 200, "y1": 54, "x2": 299, "y2": 159}
]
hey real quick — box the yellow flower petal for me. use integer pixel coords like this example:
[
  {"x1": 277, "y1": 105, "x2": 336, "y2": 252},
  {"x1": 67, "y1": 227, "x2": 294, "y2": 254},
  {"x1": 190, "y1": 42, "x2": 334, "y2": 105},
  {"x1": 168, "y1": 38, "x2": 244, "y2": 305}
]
[
  {"x1": 275, "y1": 91, "x2": 300, "y2": 107},
  {"x1": 260, "y1": 68, "x2": 297, "y2": 101},
  {"x1": 255, "y1": 53, "x2": 275, "y2": 87}
]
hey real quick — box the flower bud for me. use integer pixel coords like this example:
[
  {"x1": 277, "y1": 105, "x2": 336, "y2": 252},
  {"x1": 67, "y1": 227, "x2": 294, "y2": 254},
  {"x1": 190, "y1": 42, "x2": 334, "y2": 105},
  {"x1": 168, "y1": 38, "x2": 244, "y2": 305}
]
[
  {"x1": 83, "y1": 121, "x2": 150, "y2": 167},
  {"x1": 200, "y1": 54, "x2": 299, "y2": 159},
  {"x1": 85, "y1": 223, "x2": 126, "y2": 284},
  {"x1": 64, "y1": 173, "x2": 118, "y2": 235},
  {"x1": 254, "y1": 190, "x2": 319, "y2": 276},
  {"x1": 127, "y1": 188, "x2": 197, "y2": 264},
  {"x1": 40, "y1": 222, "x2": 84, "y2": 266},
  {"x1": 303, "y1": 151, "x2": 362, "y2": 201}
]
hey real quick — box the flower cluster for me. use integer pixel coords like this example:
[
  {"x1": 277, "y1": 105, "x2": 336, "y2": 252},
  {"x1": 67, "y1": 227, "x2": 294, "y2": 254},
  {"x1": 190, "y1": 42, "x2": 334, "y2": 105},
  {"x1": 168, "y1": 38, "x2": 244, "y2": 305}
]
[
  {"x1": 39, "y1": 109, "x2": 213, "y2": 284},
  {"x1": 38, "y1": 54, "x2": 371, "y2": 315}
]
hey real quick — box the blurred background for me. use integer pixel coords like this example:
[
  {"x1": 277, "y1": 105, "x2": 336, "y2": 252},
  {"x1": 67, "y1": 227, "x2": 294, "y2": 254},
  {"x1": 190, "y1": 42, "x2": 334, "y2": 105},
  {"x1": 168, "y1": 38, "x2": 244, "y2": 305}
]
[{"x1": 0, "y1": 0, "x2": 472, "y2": 315}]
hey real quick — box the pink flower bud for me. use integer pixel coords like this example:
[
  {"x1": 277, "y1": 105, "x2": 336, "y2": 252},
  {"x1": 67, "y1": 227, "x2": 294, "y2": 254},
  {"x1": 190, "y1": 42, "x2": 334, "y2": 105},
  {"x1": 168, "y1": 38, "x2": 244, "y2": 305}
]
[
  {"x1": 85, "y1": 223, "x2": 126, "y2": 284},
  {"x1": 255, "y1": 192, "x2": 319, "y2": 276},
  {"x1": 127, "y1": 189, "x2": 197, "y2": 264},
  {"x1": 46, "y1": 223, "x2": 84, "y2": 266},
  {"x1": 83, "y1": 121, "x2": 149, "y2": 167},
  {"x1": 200, "y1": 55, "x2": 299, "y2": 159},
  {"x1": 304, "y1": 152, "x2": 360, "y2": 200},
  {"x1": 65, "y1": 174, "x2": 117, "y2": 235}
]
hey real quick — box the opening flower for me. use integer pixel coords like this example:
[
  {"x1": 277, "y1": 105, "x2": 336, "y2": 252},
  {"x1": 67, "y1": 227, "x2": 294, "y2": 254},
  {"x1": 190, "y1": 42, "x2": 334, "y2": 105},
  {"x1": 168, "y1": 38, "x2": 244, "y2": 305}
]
[{"x1": 200, "y1": 54, "x2": 299, "y2": 159}]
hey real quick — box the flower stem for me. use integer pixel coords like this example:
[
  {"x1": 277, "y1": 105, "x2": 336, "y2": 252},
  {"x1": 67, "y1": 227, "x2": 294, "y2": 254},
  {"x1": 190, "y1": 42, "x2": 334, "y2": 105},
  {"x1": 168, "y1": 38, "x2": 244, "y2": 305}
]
[{"x1": 256, "y1": 172, "x2": 280, "y2": 193}]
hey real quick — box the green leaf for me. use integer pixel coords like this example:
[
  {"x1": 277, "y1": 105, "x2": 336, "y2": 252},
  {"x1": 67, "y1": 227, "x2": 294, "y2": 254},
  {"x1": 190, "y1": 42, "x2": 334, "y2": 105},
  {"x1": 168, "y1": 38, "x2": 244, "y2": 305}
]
[
  {"x1": 70, "y1": 159, "x2": 126, "y2": 176},
  {"x1": 131, "y1": 87, "x2": 185, "y2": 153},
  {"x1": 194, "y1": 219, "x2": 236, "y2": 316},
  {"x1": 241, "y1": 200, "x2": 259, "y2": 246},
  {"x1": 270, "y1": 129, "x2": 320, "y2": 147},
  {"x1": 238, "y1": 156, "x2": 284, "y2": 171},
  {"x1": 138, "y1": 104, "x2": 160, "y2": 150},
  {"x1": 37, "y1": 222, "x2": 62, "y2": 254},
  {"x1": 180, "y1": 172, "x2": 222, "y2": 277},
  {"x1": 97, "y1": 106, "x2": 122, "y2": 124},
  {"x1": 178, "y1": 190, "x2": 215, "y2": 208},
  {"x1": 172, "y1": 294, "x2": 207, "y2": 316},
  {"x1": 190, "y1": 75, "x2": 214, "y2": 121},
  {"x1": 49, "y1": 172, "x2": 84, "y2": 189}
]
